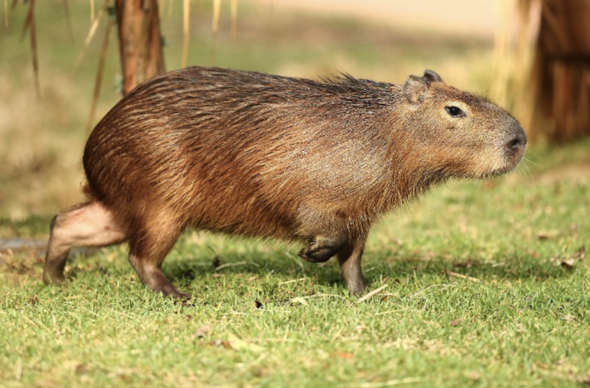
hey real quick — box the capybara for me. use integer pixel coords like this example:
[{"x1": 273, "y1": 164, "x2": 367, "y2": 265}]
[{"x1": 43, "y1": 67, "x2": 527, "y2": 298}]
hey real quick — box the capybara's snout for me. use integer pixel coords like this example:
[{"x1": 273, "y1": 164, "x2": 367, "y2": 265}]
[{"x1": 504, "y1": 120, "x2": 527, "y2": 164}]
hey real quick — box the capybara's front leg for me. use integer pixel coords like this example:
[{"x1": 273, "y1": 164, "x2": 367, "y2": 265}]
[
  {"x1": 127, "y1": 212, "x2": 191, "y2": 299},
  {"x1": 337, "y1": 238, "x2": 367, "y2": 295}
]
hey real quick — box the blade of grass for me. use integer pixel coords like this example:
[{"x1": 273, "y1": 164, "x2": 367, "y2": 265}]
[
  {"x1": 444, "y1": 270, "x2": 479, "y2": 282},
  {"x1": 356, "y1": 378, "x2": 423, "y2": 388},
  {"x1": 357, "y1": 284, "x2": 388, "y2": 303},
  {"x1": 215, "y1": 261, "x2": 260, "y2": 271}
]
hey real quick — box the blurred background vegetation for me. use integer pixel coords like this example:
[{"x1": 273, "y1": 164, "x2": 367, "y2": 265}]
[{"x1": 0, "y1": 0, "x2": 588, "y2": 221}]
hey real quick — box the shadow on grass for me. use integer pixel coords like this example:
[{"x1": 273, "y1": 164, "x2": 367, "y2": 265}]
[
  {"x1": 2, "y1": 235, "x2": 574, "y2": 296},
  {"x1": 160, "y1": 248, "x2": 573, "y2": 291}
]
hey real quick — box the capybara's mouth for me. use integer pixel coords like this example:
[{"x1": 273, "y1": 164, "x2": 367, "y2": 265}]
[{"x1": 488, "y1": 150, "x2": 526, "y2": 178}]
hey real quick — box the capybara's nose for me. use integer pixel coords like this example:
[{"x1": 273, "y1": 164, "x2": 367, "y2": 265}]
[
  {"x1": 505, "y1": 122, "x2": 527, "y2": 155},
  {"x1": 506, "y1": 134, "x2": 526, "y2": 151}
]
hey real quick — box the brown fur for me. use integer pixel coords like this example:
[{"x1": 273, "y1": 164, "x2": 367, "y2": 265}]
[{"x1": 43, "y1": 67, "x2": 526, "y2": 298}]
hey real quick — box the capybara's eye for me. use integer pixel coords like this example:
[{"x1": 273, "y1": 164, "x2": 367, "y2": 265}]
[{"x1": 445, "y1": 106, "x2": 465, "y2": 118}]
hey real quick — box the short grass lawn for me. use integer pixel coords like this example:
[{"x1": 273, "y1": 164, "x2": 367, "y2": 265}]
[{"x1": 1, "y1": 142, "x2": 589, "y2": 388}]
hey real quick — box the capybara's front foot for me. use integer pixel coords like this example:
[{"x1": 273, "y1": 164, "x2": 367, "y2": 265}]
[
  {"x1": 337, "y1": 239, "x2": 367, "y2": 296},
  {"x1": 130, "y1": 260, "x2": 192, "y2": 300},
  {"x1": 145, "y1": 276, "x2": 192, "y2": 300},
  {"x1": 346, "y1": 277, "x2": 367, "y2": 296},
  {"x1": 147, "y1": 274, "x2": 192, "y2": 300},
  {"x1": 161, "y1": 285, "x2": 192, "y2": 300}
]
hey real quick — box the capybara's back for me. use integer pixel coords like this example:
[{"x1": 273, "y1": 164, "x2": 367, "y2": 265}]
[{"x1": 44, "y1": 67, "x2": 526, "y2": 298}]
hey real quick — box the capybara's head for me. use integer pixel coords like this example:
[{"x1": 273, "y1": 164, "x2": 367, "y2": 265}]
[{"x1": 400, "y1": 70, "x2": 527, "y2": 179}]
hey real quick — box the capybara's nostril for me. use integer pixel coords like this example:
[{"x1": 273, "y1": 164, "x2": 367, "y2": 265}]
[
  {"x1": 506, "y1": 132, "x2": 527, "y2": 151},
  {"x1": 508, "y1": 138, "x2": 520, "y2": 150}
]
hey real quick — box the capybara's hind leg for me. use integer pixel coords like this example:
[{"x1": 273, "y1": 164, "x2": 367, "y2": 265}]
[
  {"x1": 127, "y1": 218, "x2": 190, "y2": 299},
  {"x1": 43, "y1": 201, "x2": 128, "y2": 285}
]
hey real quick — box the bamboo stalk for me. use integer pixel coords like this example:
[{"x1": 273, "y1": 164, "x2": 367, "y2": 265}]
[
  {"x1": 145, "y1": 0, "x2": 165, "y2": 79},
  {"x1": 20, "y1": 0, "x2": 39, "y2": 97},
  {"x1": 87, "y1": 18, "x2": 113, "y2": 133},
  {"x1": 211, "y1": 0, "x2": 221, "y2": 64},
  {"x1": 231, "y1": 0, "x2": 238, "y2": 42},
  {"x1": 75, "y1": 0, "x2": 110, "y2": 68},
  {"x1": 62, "y1": 0, "x2": 73, "y2": 40},
  {"x1": 182, "y1": 0, "x2": 190, "y2": 68},
  {"x1": 212, "y1": 0, "x2": 221, "y2": 35}
]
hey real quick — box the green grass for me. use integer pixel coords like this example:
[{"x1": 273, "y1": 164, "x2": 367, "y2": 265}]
[
  {"x1": 2, "y1": 142, "x2": 590, "y2": 388},
  {"x1": 2, "y1": 1, "x2": 590, "y2": 387}
]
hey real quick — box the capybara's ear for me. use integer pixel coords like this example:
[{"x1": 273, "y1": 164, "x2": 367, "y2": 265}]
[
  {"x1": 423, "y1": 70, "x2": 443, "y2": 83},
  {"x1": 404, "y1": 75, "x2": 429, "y2": 104}
]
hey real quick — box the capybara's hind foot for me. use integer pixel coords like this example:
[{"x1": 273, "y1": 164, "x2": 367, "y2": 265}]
[
  {"x1": 43, "y1": 215, "x2": 68, "y2": 285},
  {"x1": 298, "y1": 247, "x2": 332, "y2": 263},
  {"x1": 42, "y1": 263, "x2": 66, "y2": 285},
  {"x1": 171, "y1": 290, "x2": 192, "y2": 300},
  {"x1": 298, "y1": 235, "x2": 345, "y2": 263}
]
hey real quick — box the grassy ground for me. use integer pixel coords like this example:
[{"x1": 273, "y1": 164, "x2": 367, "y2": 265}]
[
  {"x1": 2, "y1": 1, "x2": 590, "y2": 388},
  {"x1": 2, "y1": 142, "x2": 590, "y2": 388}
]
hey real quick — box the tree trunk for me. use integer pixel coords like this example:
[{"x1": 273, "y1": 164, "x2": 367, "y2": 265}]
[
  {"x1": 115, "y1": 0, "x2": 166, "y2": 96},
  {"x1": 530, "y1": 0, "x2": 590, "y2": 142}
]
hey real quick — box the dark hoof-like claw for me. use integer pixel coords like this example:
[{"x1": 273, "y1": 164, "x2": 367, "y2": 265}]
[
  {"x1": 160, "y1": 286, "x2": 192, "y2": 300},
  {"x1": 298, "y1": 243, "x2": 340, "y2": 263},
  {"x1": 171, "y1": 291, "x2": 192, "y2": 300}
]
